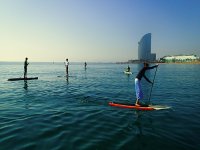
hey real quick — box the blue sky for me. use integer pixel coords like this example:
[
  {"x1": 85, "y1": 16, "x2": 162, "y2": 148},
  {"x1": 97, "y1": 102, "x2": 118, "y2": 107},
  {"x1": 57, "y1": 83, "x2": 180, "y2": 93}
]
[{"x1": 0, "y1": 0, "x2": 200, "y2": 62}]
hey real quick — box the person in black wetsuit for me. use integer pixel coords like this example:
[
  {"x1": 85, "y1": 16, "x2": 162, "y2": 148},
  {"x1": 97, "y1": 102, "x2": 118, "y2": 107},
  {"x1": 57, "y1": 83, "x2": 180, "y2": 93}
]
[
  {"x1": 127, "y1": 65, "x2": 130, "y2": 72},
  {"x1": 135, "y1": 62, "x2": 158, "y2": 106},
  {"x1": 84, "y1": 62, "x2": 87, "y2": 70},
  {"x1": 64, "y1": 58, "x2": 69, "y2": 76},
  {"x1": 24, "y1": 57, "x2": 29, "y2": 78}
]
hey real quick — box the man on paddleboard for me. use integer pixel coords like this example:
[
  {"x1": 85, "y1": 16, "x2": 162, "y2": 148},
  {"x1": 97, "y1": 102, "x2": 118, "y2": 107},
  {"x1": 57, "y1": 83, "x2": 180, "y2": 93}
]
[
  {"x1": 24, "y1": 57, "x2": 29, "y2": 78},
  {"x1": 135, "y1": 62, "x2": 158, "y2": 106},
  {"x1": 65, "y1": 58, "x2": 69, "y2": 76},
  {"x1": 84, "y1": 62, "x2": 87, "y2": 70},
  {"x1": 127, "y1": 65, "x2": 130, "y2": 72}
]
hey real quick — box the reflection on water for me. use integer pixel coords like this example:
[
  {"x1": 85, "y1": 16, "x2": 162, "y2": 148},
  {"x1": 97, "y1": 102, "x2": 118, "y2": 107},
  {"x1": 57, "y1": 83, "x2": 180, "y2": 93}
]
[
  {"x1": 23, "y1": 80, "x2": 28, "y2": 90},
  {"x1": 134, "y1": 111, "x2": 144, "y2": 136},
  {"x1": 66, "y1": 75, "x2": 69, "y2": 84}
]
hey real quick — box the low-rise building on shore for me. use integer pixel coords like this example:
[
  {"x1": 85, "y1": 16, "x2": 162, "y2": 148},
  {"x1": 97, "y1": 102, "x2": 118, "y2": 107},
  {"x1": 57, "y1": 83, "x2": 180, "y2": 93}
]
[{"x1": 160, "y1": 55, "x2": 199, "y2": 63}]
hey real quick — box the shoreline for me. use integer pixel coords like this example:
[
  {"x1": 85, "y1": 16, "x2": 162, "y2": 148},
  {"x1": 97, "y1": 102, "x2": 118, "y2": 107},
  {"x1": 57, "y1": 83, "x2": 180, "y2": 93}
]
[
  {"x1": 116, "y1": 61, "x2": 200, "y2": 65},
  {"x1": 158, "y1": 61, "x2": 200, "y2": 64}
]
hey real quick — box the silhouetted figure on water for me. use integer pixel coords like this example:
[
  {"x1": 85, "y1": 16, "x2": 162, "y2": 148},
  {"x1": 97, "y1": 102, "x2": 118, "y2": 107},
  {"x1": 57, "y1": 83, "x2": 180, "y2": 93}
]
[
  {"x1": 65, "y1": 58, "x2": 69, "y2": 76},
  {"x1": 24, "y1": 57, "x2": 29, "y2": 78},
  {"x1": 127, "y1": 65, "x2": 130, "y2": 72},
  {"x1": 84, "y1": 62, "x2": 87, "y2": 70}
]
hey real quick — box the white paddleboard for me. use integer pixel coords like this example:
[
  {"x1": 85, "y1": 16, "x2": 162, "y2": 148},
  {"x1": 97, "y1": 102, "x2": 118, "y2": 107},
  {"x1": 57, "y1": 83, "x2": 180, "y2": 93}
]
[
  {"x1": 124, "y1": 71, "x2": 132, "y2": 75},
  {"x1": 148, "y1": 105, "x2": 171, "y2": 110}
]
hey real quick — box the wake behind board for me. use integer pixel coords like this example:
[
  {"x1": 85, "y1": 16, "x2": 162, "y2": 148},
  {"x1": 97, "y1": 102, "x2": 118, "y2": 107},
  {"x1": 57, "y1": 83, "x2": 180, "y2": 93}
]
[
  {"x1": 109, "y1": 102, "x2": 170, "y2": 111},
  {"x1": 8, "y1": 77, "x2": 38, "y2": 81}
]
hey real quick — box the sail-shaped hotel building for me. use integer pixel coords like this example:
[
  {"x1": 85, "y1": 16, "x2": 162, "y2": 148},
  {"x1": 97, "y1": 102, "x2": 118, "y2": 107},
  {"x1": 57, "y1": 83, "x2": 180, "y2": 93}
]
[{"x1": 138, "y1": 33, "x2": 156, "y2": 61}]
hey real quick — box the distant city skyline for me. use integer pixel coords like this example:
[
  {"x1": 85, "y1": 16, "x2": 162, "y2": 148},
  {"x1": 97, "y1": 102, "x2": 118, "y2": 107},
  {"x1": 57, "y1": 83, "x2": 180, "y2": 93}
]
[{"x1": 0, "y1": 0, "x2": 200, "y2": 62}]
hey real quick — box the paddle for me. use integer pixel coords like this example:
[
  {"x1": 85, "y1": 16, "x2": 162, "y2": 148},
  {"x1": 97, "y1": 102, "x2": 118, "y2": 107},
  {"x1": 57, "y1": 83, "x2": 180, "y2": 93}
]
[{"x1": 148, "y1": 65, "x2": 158, "y2": 104}]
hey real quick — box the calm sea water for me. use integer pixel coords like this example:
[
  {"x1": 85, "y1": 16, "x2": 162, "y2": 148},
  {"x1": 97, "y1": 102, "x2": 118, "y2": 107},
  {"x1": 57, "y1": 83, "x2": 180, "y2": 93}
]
[{"x1": 0, "y1": 62, "x2": 200, "y2": 150}]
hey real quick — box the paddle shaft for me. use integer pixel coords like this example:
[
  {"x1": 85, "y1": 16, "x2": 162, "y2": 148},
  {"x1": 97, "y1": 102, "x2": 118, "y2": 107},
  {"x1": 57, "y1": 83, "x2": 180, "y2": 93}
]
[{"x1": 148, "y1": 66, "x2": 158, "y2": 104}]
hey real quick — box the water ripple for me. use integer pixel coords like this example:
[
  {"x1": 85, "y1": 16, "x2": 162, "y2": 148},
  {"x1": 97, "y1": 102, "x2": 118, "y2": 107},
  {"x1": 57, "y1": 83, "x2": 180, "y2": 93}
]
[{"x1": 0, "y1": 63, "x2": 199, "y2": 150}]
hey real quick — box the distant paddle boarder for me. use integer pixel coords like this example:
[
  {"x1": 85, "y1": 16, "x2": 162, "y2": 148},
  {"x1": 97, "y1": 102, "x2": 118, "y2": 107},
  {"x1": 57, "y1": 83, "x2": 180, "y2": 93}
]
[
  {"x1": 84, "y1": 62, "x2": 87, "y2": 70},
  {"x1": 135, "y1": 62, "x2": 158, "y2": 106},
  {"x1": 24, "y1": 57, "x2": 29, "y2": 78},
  {"x1": 65, "y1": 58, "x2": 69, "y2": 76},
  {"x1": 127, "y1": 65, "x2": 130, "y2": 72}
]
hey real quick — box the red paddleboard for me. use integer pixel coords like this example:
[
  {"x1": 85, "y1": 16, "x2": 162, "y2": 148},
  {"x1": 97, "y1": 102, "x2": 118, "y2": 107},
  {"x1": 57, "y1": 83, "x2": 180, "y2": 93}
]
[{"x1": 109, "y1": 102, "x2": 170, "y2": 111}]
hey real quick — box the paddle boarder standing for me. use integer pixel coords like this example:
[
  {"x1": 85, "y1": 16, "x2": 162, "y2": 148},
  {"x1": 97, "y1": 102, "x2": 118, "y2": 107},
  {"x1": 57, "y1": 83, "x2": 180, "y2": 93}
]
[
  {"x1": 127, "y1": 65, "x2": 130, "y2": 72},
  {"x1": 84, "y1": 62, "x2": 87, "y2": 70},
  {"x1": 24, "y1": 57, "x2": 29, "y2": 78},
  {"x1": 65, "y1": 58, "x2": 69, "y2": 76},
  {"x1": 135, "y1": 62, "x2": 158, "y2": 106}
]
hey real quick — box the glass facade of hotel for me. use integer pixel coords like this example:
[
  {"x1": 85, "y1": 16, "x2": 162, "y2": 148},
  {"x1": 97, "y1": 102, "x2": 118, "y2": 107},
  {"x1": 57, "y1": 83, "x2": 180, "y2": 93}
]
[{"x1": 138, "y1": 33, "x2": 156, "y2": 61}]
